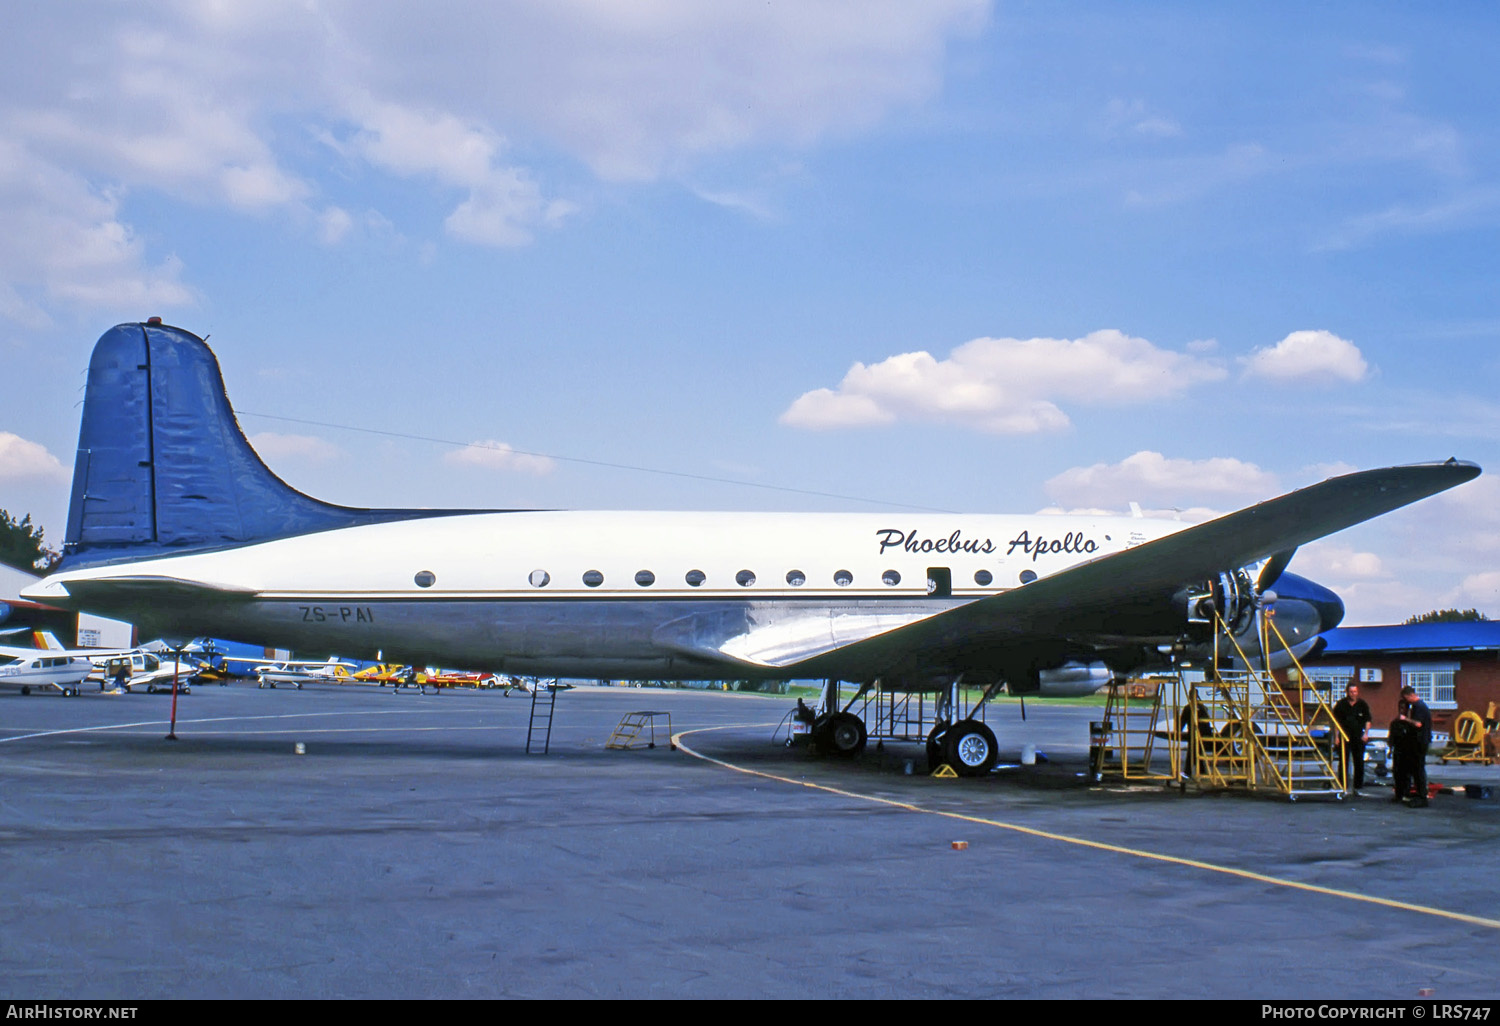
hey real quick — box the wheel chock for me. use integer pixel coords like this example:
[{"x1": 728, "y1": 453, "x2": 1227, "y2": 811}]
[{"x1": 931, "y1": 763, "x2": 958, "y2": 778}]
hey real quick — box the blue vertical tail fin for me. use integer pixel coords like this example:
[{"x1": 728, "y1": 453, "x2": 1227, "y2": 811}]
[{"x1": 62, "y1": 321, "x2": 458, "y2": 568}]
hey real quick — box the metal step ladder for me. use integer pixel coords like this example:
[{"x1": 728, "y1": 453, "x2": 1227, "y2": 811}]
[
  {"x1": 1190, "y1": 611, "x2": 1348, "y2": 800},
  {"x1": 526, "y1": 680, "x2": 560, "y2": 754},
  {"x1": 606, "y1": 711, "x2": 674, "y2": 750}
]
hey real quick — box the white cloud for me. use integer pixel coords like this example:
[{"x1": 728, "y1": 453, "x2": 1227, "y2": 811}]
[
  {"x1": 247, "y1": 432, "x2": 343, "y2": 465},
  {"x1": 338, "y1": 1, "x2": 991, "y2": 181},
  {"x1": 1456, "y1": 571, "x2": 1500, "y2": 610},
  {"x1": 346, "y1": 100, "x2": 577, "y2": 248},
  {"x1": 1035, "y1": 504, "x2": 1223, "y2": 525},
  {"x1": 781, "y1": 330, "x2": 1226, "y2": 433},
  {"x1": 0, "y1": 432, "x2": 68, "y2": 481},
  {"x1": 1318, "y1": 187, "x2": 1500, "y2": 251},
  {"x1": 0, "y1": 139, "x2": 194, "y2": 323},
  {"x1": 1102, "y1": 99, "x2": 1182, "y2": 140},
  {"x1": 1044, "y1": 451, "x2": 1279, "y2": 508},
  {"x1": 1, "y1": 2, "x2": 985, "y2": 311},
  {"x1": 1241, "y1": 330, "x2": 1370, "y2": 385},
  {"x1": 316, "y1": 206, "x2": 354, "y2": 246},
  {"x1": 1293, "y1": 542, "x2": 1387, "y2": 581},
  {"x1": 445, "y1": 441, "x2": 556, "y2": 476}
]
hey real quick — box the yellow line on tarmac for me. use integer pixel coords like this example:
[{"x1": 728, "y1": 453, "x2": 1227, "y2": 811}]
[{"x1": 673, "y1": 724, "x2": 1500, "y2": 932}]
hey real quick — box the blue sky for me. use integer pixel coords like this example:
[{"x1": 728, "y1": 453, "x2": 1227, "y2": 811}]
[{"x1": 2, "y1": 2, "x2": 1498, "y2": 624}]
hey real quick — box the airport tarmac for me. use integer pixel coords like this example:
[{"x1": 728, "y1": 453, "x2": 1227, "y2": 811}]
[{"x1": 2, "y1": 683, "x2": 1498, "y2": 1000}]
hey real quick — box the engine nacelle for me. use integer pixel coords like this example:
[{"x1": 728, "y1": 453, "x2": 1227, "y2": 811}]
[
  {"x1": 1182, "y1": 569, "x2": 1255, "y2": 635},
  {"x1": 1035, "y1": 660, "x2": 1116, "y2": 697}
]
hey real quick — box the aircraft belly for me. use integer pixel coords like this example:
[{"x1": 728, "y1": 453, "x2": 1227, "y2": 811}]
[{"x1": 197, "y1": 598, "x2": 780, "y2": 679}]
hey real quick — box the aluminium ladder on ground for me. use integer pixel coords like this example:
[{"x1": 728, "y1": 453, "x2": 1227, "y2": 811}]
[
  {"x1": 526, "y1": 680, "x2": 560, "y2": 754},
  {"x1": 606, "y1": 711, "x2": 675, "y2": 750}
]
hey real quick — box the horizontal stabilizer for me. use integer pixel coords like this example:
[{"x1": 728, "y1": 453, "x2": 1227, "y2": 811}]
[{"x1": 29, "y1": 575, "x2": 257, "y2": 610}]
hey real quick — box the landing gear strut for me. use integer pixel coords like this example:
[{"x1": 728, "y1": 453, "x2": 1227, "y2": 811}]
[{"x1": 794, "y1": 677, "x2": 1003, "y2": 776}]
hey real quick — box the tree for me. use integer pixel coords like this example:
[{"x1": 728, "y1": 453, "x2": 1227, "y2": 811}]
[
  {"x1": 0, "y1": 509, "x2": 59, "y2": 573},
  {"x1": 1404, "y1": 608, "x2": 1490, "y2": 625}
]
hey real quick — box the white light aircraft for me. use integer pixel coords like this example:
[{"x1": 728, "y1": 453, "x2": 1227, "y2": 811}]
[
  {"x1": 0, "y1": 644, "x2": 93, "y2": 696},
  {"x1": 233, "y1": 656, "x2": 356, "y2": 689},
  {"x1": 21, "y1": 322, "x2": 1482, "y2": 764},
  {"x1": 0, "y1": 630, "x2": 142, "y2": 696}
]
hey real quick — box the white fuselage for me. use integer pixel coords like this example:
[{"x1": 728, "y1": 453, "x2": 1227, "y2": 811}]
[
  {"x1": 0, "y1": 649, "x2": 94, "y2": 692},
  {"x1": 27, "y1": 510, "x2": 1189, "y2": 678}
]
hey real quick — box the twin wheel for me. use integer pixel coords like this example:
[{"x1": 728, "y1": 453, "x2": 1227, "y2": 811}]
[{"x1": 812, "y1": 713, "x2": 998, "y2": 776}]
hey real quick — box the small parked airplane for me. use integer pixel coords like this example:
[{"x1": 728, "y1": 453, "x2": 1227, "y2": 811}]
[
  {"x1": 0, "y1": 645, "x2": 93, "y2": 696},
  {"x1": 21, "y1": 322, "x2": 1482, "y2": 762},
  {"x1": 0, "y1": 630, "x2": 144, "y2": 696},
  {"x1": 233, "y1": 656, "x2": 356, "y2": 689}
]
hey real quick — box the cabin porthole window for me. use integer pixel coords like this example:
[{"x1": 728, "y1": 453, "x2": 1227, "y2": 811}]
[
  {"x1": 414, "y1": 570, "x2": 436, "y2": 588},
  {"x1": 528, "y1": 569, "x2": 550, "y2": 588},
  {"x1": 834, "y1": 569, "x2": 853, "y2": 587},
  {"x1": 583, "y1": 570, "x2": 604, "y2": 587},
  {"x1": 685, "y1": 569, "x2": 706, "y2": 587},
  {"x1": 786, "y1": 570, "x2": 806, "y2": 587},
  {"x1": 1019, "y1": 569, "x2": 1037, "y2": 584},
  {"x1": 635, "y1": 570, "x2": 656, "y2": 587},
  {"x1": 882, "y1": 570, "x2": 901, "y2": 586},
  {"x1": 736, "y1": 570, "x2": 756, "y2": 587},
  {"x1": 974, "y1": 569, "x2": 993, "y2": 586}
]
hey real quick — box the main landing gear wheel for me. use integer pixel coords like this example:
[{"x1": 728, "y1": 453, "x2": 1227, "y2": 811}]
[
  {"x1": 815, "y1": 712, "x2": 867, "y2": 758},
  {"x1": 944, "y1": 719, "x2": 998, "y2": 777}
]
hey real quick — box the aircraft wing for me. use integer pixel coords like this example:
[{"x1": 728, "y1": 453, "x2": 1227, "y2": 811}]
[{"x1": 701, "y1": 460, "x2": 1479, "y2": 673}]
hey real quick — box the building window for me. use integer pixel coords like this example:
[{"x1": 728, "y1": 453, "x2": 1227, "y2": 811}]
[
  {"x1": 582, "y1": 570, "x2": 604, "y2": 587},
  {"x1": 1302, "y1": 665, "x2": 1353, "y2": 695},
  {"x1": 1402, "y1": 663, "x2": 1458, "y2": 709},
  {"x1": 786, "y1": 570, "x2": 806, "y2": 587},
  {"x1": 685, "y1": 570, "x2": 706, "y2": 587}
]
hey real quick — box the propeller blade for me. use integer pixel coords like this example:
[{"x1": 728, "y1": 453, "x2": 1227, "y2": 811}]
[{"x1": 1257, "y1": 547, "x2": 1297, "y2": 593}]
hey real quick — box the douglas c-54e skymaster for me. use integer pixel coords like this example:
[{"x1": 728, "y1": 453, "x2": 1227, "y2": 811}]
[{"x1": 23, "y1": 322, "x2": 1481, "y2": 766}]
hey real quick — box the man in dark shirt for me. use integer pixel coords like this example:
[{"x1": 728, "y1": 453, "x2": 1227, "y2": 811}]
[
  {"x1": 1332, "y1": 683, "x2": 1373, "y2": 792},
  {"x1": 1392, "y1": 684, "x2": 1434, "y2": 807}
]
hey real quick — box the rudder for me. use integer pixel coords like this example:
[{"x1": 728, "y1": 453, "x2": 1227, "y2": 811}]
[{"x1": 62, "y1": 321, "x2": 446, "y2": 568}]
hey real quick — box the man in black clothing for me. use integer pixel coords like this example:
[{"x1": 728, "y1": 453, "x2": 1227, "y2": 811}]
[
  {"x1": 1332, "y1": 683, "x2": 1372, "y2": 792},
  {"x1": 1392, "y1": 684, "x2": 1434, "y2": 807}
]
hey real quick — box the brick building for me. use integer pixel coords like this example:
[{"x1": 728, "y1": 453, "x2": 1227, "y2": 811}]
[{"x1": 1298, "y1": 622, "x2": 1500, "y2": 734}]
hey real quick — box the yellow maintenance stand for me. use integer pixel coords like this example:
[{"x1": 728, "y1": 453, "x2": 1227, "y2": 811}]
[{"x1": 1095, "y1": 604, "x2": 1347, "y2": 800}]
